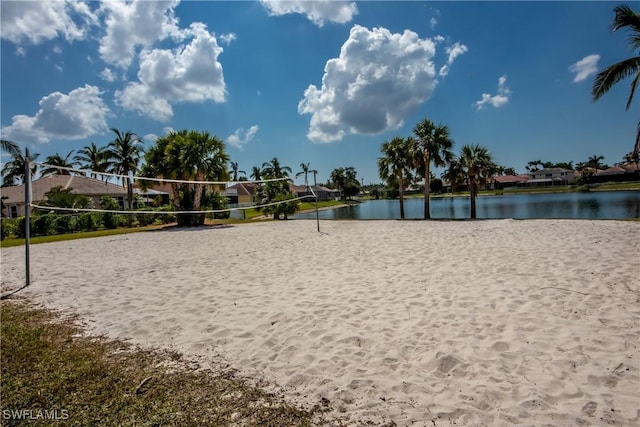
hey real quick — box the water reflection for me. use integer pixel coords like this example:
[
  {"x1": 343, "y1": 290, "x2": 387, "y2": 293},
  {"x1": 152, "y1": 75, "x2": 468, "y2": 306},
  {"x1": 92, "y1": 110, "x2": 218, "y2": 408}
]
[{"x1": 294, "y1": 191, "x2": 640, "y2": 220}]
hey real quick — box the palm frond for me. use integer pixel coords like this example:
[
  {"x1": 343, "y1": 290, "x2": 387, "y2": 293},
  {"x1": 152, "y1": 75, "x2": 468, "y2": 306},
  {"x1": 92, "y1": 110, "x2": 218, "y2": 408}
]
[
  {"x1": 592, "y1": 57, "x2": 640, "y2": 103},
  {"x1": 626, "y1": 69, "x2": 640, "y2": 109},
  {"x1": 612, "y1": 5, "x2": 640, "y2": 34}
]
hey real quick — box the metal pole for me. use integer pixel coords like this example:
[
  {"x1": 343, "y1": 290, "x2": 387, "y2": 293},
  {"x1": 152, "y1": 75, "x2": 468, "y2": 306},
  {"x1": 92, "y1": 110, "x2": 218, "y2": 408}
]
[
  {"x1": 313, "y1": 171, "x2": 320, "y2": 233},
  {"x1": 24, "y1": 156, "x2": 31, "y2": 287}
]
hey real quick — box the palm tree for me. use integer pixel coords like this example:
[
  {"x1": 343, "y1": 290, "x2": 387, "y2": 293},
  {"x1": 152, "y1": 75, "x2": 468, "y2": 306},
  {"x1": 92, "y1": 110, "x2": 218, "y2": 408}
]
[
  {"x1": 455, "y1": 144, "x2": 497, "y2": 219},
  {"x1": 262, "y1": 157, "x2": 291, "y2": 179},
  {"x1": 142, "y1": 130, "x2": 229, "y2": 226},
  {"x1": 592, "y1": 4, "x2": 640, "y2": 158},
  {"x1": 74, "y1": 142, "x2": 109, "y2": 179},
  {"x1": 106, "y1": 128, "x2": 144, "y2": 210},
  {"x1": 258, "y1": 157, "x2": 294, "y2": 220},
  {"x1": 378, "y1": 136, "x2": 413, "y2": 219},
  {"x1": 296, "y1": 162, "x2": 312, "y2": 187},
  {"x1": 229, "y1": 161, "x2": 246, "y2": 182},
  {"x1": 1, "y1": 148, "x2": 39, "y2": 186},
  {"x1": 41, "y1": 150, "x2": 79, "y2": 176},
  {"x1": 411, "y1": 118, "x2": 454, "y2": 219},
  {"x1": 1, "y1": 140, "x2": 20, "y2": 156},
  {"x1": 587, "y1": 154, "x2": 606, "y2": 172},
  {"x1": 250, "y1": 165, "x2": 262, "y2": 182},
  {"x1": 526, "y1": 160, "x2": 543, "y2": 173}
]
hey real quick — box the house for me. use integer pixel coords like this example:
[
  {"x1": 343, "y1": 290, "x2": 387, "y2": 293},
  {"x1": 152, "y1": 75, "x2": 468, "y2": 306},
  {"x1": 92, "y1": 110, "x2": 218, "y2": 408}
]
[
  {"x1": 1, "y1": 175, "x2": 129, "y2": 218},
  {"x1": 591, "y1": 164, "x2": 640, "y2": 183},
  {"x1": 291, "y1": 184, "x2": 340, "y2": 201},
  {"x1": 519, "y1": 168, "x2": 575, "y2": 187},
  {"x1": 224, "y1": 182, "x2": 257, "y2": 204},
  {"x1": 492, "y1": 175, "x2": 529, "y2": 189}
]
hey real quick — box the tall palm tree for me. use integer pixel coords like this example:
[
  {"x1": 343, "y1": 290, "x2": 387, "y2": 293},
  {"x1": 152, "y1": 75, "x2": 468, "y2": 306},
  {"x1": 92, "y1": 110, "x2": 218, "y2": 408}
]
[
  {"x1": 229, "y1": 161, "x2": 246, "y2": 181},
  {"x1": 261, "y1": 157, "x2": 291, "y2": 179},
  {"x1": 1, "y1": 140, "x2": 20, "y2": 156},
  {"x1": 258, "y1": 157, "x2": 294, "y2": 220},
  {"x1": 587, "y1": 154, "x2": 606, "y2": 172},
  {"x1": 592, "y1": 4, "x2": 640, "y2": 157},
  {"x1": 142, "y1": 130, "x2": 229, "y2": 226},
  {"x1": 106, "y1": 128, "x2": 144, "y2": 209},
  {"x1": 526, "y1": 160, "x2": 543, "y2": 173},
  {"x1": 411, "y1": 118, "x2": 454, "y2": 219},
  {"x1": 41, "y1": 150, "x2": 79, "y2": 176},
  {"x1": 455, "y1": 144, "x2": 497, "y2": 219},
  {"x1": 1, "y1": 148, "x2": 39, "y2": 186},
  {"x1": 74, "y1": 142, "x2": 109, "y2": 179},
  {"x1": 181, "y1": 130, "x2": 229, "y2": 213},
  {"x1": 296, "y1": 162, "x2": 312, "y2": 187},
  {"x1": 250, "y1": 165, "x2": 262, "y2": 182},
  {"x1": 378, "y1": 136, "x2": 413, "y2": 219}
]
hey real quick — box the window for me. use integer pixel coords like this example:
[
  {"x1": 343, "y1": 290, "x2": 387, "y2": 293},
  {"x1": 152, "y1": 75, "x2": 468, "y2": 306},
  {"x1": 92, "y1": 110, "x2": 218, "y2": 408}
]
[
  {"x1": 9, "y1": 206, "x2": 18, "y2": 218},
  {"x1": 545, "y1": 173, "x2": 552, "y2": 177}
]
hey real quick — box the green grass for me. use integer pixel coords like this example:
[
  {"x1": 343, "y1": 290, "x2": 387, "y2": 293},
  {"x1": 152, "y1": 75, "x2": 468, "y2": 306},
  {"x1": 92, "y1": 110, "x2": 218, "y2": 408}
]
[
  {"x1": 0, "y1": 300, "x2": 324, "y2": 427},
  {"x1": 0, "y1": 225, "x2": 168, "y2": 248}
]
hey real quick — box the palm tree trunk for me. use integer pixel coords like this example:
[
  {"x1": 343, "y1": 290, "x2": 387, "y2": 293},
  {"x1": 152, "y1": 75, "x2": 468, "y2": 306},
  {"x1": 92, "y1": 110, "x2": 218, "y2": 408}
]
[
  {"x1": 470, "y1": 177, "x2": 477, "y2": 219},
  {"x1": 423, "y1": 154, "x2": 431, "y2": 219}
]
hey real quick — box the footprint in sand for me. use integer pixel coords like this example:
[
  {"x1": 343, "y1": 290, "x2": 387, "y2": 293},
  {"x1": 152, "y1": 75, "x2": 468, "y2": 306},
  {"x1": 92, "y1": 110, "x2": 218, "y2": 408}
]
[
  {"x1": 581, "y1": 401, "x2": 597, "y2": 417},
  {"x1": 491, "y1": 341, "x2": 509, "y2": 352}
]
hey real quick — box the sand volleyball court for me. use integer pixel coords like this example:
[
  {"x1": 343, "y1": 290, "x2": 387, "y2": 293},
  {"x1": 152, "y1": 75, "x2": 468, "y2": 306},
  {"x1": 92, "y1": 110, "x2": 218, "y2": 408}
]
[{"x1": 1, "y1": 219, "x2": 639, "y2": 425}]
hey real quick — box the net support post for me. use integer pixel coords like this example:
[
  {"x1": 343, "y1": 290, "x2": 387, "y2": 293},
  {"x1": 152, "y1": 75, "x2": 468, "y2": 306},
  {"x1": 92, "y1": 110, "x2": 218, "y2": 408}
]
[
  {"x1": 313, "y1": 171, "x2": 320, "y2": 233},
  {"x1": 24, "y1": 156, "x2": 31, "y2": 287}
]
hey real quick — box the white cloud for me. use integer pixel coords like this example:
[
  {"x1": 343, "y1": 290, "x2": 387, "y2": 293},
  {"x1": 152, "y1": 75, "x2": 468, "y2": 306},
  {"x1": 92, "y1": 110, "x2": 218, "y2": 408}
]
[
  {"x1": 1, "y1": 85, "x2": 110, "y2": 144},
  {"x1": 0, "y1": 0, "x2": 95, "y2": 44},
  {"x1": 260, "y1": 0, "x2": 357, "y2": 27},
  {"x1": 227, "y1": 125, "x2": 259, "y2": 149},
  {"x1": 474, "y1": 75, "x2": 511, "y2": 110},
  {"x1": 298, "y1": 25, "x2": 439, "y2": 143},
  {"x1": 219, "y1": 33, "x2": 236, "y2": 45},
  {"x1": 54, "y1": 64, "x2": 63, "y2": 72},
  {"x1": 143, "y1": 133, "x2": 159, "y2": 143},
  {"x1": 115, "y1": 23, "x2": 226, "y2": 121},
  {"x1": 430, "y1": 17, "x2": 438, "y2": 29},
  {"x1": 100, "y1": 67, "x2": 116, "y2": 82},
  {"x1": 98, "y1": 0, "x2": 182, "y2": 69},
  {"x1": 439, "y1": 41, "x2": 468, "y2": 76},
  {"x1": 569, "y1": 54, "x2": 600, "y2": 83}
]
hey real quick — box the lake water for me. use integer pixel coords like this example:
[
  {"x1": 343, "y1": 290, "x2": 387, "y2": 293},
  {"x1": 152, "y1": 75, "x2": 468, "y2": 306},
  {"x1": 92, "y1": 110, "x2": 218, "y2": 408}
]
[{"x1": 293, "y1": 191, "x2": 640, "y2": 220}]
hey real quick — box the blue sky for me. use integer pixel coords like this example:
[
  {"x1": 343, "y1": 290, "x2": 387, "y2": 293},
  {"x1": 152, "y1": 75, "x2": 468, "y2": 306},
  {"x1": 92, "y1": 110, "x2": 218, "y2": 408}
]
[{"x1": 1, "y1": 1, "x2": 637, "y2": 185}]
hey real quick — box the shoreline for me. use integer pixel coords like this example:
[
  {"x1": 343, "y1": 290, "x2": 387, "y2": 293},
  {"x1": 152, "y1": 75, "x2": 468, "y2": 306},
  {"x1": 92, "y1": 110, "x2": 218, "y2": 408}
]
[{"x1": 1, "y1": 220, "x2": 638, "y2": 426}]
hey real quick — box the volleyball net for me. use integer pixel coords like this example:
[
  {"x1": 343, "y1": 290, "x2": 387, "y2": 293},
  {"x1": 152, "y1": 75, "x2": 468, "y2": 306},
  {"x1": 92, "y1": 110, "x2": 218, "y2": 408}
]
[{"x1": 27, "y1": 161, "x2": 319, "y2": 218}]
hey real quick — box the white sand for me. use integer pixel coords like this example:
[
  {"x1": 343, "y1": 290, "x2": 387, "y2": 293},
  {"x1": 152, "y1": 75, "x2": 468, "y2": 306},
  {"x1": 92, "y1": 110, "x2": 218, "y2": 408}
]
[{"x1": 1, "y1": 219, "x2": 639, "y2": 426}]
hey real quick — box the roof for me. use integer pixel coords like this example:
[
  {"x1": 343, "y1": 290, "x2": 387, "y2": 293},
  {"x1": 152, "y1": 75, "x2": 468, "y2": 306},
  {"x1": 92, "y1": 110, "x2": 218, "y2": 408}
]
[
  {"x1": 594, "y1": 166, "x2": 626, "y2": 176},
  {"x1": 224, "y1": 182, "x2": 257, "y2": 196},
  {"x1": 534, "y1": 167, "x2": 573, "y2": 174},
  {"x1": 1, "y1": 175, "x2": 127, "y2": 204},
  {"x1": 494, "y1": 175, "x2": 528, "y2": 183},
  {"x1": 291, "y1": 184, "x2": 339, "y2": 193}
]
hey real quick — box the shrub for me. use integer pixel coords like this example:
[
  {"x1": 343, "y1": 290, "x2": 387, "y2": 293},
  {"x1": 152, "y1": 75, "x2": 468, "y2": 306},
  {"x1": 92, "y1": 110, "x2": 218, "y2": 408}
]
[
  {"x1": 135, "y1": 210, "x2": 157, "y2": 227},
  {"x1": 156, "y1": 205, "x2": 176, "y2": 224},
  {"x1": 76, "y1": 212, "x2": 99, "y2": 231},
  {"x1": 54, "y1": 215, "x2": 76, "y2": 235},
  {"x1": 1, "y1": 218, "x2": 18, "y2": 240},
  {"x1": 15, "y1": 217, "x2": 26, "y2": 238},
  {"x1": 100, "y1": 196, "x2": 120, "y2": 230},
  {"x1": 32, "y1": 212, "x2": 56, "y2": 237}
]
